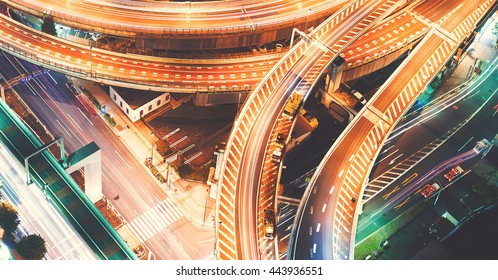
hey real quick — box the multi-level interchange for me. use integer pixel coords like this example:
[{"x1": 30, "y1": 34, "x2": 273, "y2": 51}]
[{"x1": 0, "y1": 0, "x2": 496, "y2": 260}]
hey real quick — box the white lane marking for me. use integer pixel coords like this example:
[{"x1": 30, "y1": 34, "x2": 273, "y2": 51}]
[
  {"x1": 338, "y1": 170, "x2": 344, "y2": 178},
  {"x1": 316, "y1": 223, "x2": 321, "y2": 233},
  {"x1": 114, "y1": 150, "x2": 132, "y2": 170},
  {"x1": 321, "y1": 204, "x2": 327, "y2": 213},
  {"x1": 380, "y1": 145, "x2": 394, "y2": 155},
  {"x1": 102, "y1": 172, "x2": 110, "y2": 183},
  {"x1": 329, "y1": 186, "x2": 335, "y2": 195},
  {"x1": 47, "y1": 72, "x2": 57, "y2": 84},
  {"x1": 457, "y1": 137, "x2": 473, "y2": 152},
  {"x1": 388, "y1": 153, "x2": 403, "y2": 165},
  {"x1": 65, "y1": 113, "x2": 83, "y2": 133},
  {"x1": 56, "y1": 119, "x2": 72, "y2": 138},
  {"x1": 374, "y1": 149, "x2": 400, "y2": 166},
  {"x1": 77, "y1": 107, "x2": 93, "y2": 125}
]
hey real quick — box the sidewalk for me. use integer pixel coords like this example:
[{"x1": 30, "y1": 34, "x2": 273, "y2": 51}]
[
  {"x1": 437, "y1": 14, "x2": 497, "y2": 94},
  {"x1": 71, "y1": 79, "x2": 215, "y2": 230}
]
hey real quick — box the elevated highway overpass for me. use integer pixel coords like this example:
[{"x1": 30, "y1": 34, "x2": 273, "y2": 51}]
[
  {"x1": 2, "y1": 0, "x2": 349, "y2": 51},
  {"x1": 215, "y1": 0, "x2": 404, "y2": 260},
  {"x1": 0, "y1": 0, "x2": 448, "y2": 94},
  {"x1": 289, "y1": 0, "x2": 495, "y2": 260},
  {"x1": 0, "y1": 98, "x2": 137, "y2": 260}
]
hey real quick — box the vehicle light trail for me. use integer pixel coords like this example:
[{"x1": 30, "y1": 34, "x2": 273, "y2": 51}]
[{"x1": 0, "y1": 142, "x2": 97, "y2": 260}]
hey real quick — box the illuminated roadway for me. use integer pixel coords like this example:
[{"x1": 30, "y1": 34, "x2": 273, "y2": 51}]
[
  {"x1": 216, "y1": 0, "x2": 403, "y2": 260},
  {"x1": 290, "y1": 0, "x2": 495, "y2": 260},
  {"x1": 358, "y1": 57, "x2": 498, "y2": 242},
  {"x1": 3, "y1": 0, "x2": 349, "y2": 37},
  {"x1": 0, "y1": 53, "x2": 215, "y2": 260},
  {"x1": 0, "y1": 12, "x2": 281, "y2": 92},
  {"x1": 0, "y1": 1, "x2": 463, "y2": 94},
  {"x1": 0, "y1": 141, "x2": 97, "y2": 260},
  {"x1": 0, "y1": 0, "x2": 460, "y2": 94}
]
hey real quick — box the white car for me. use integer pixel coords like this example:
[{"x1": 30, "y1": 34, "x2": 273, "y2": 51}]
[{"x1": 352, "y1": 90, "x2": 366, "y2": 105}]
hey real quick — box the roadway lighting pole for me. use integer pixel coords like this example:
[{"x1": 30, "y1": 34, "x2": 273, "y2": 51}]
[
  {"x1": 150, "y1": 131, "x2": 154, "y2": 167},
  {"x1": 237, "y1": 91, "x2": 242, "y2": 114},
  {"x1": 203, "y1": 186, "x2": 210, "y2": 224},
  {"x1": 164, "y1": 163, "x2": 170, "y2": 190},
  {"x1": 433, "y1": 179, "x2": 443, "y2": 206},
  {"x1": 460, "y1": 197, "x2": 472, "y2": 214},
  {"x1": 89, "y1": 39, "x2": 93, "y2": 77},
  {"x1": 305, "y1": 9, "x2": 312, "y2": 32}
]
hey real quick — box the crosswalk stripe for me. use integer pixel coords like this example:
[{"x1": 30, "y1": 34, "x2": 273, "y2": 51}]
[
  {"x1": 157, "y1": 202, "x2": 175, "y2": 225},
  {"x1": 159, "y1": 200, "x2": 177, "y2": 222},
  {"x1": 126, "y1": 198, "x2": 185, "y2": 243},
  {"x1": 165, "y1": 197, "x2": 183, "y2": 219},
  {"x1": 133, "y1": 215, "x2": 154, "y2": 240},
  {"x1": 152, "y1": 203, "x2": 171, "y2": 228},
  {"x1": 127, "y1": 222, "x2": 146, "y2": 243},
  {"x1": 146, "y1": 208, "x2": 167, "y2": 232},
  {"x1": 141, "y1": 210, "x2": 162, "y2": 234}
]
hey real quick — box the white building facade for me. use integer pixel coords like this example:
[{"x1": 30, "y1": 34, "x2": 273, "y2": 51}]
[{"x1": 109, "y1": 86, "x2": 170, "y2": 122}]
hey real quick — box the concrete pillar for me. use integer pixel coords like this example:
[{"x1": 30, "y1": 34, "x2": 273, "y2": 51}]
[
  {"x1": 322, "y1": 56, "x2": 345, "y2": 106},
  {"x1": 212, "y1": 143, "x2": 226, "y2": 199},
  {"x1": 65, "y1": 142, "x2": 102, "y2": 203},
  {"x1": 82, "y1": 150, "x2": 102, "y2": 203}
]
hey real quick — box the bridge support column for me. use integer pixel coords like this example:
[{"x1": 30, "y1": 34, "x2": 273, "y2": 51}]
[
  {"x1": 65, "y1": 142, "x2": 102, "y2": 203},
  {"x1": 322, "y1": 56, "x2": 345, "y2": 107}
]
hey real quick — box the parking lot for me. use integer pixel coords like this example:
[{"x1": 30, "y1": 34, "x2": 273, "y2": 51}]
[{"x1": 143, "y1": 98, "x2": 237, "y2": 167}]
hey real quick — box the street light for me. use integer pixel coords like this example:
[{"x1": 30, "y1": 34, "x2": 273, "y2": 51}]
[
  {"x1": 305, "y1": 8, "x2": 312, "y2": 32},
  {"x1": 203, "y1": 186, "x2": 210, "y2": 224},
  {"x1": 89, "y1": 39, "x2": 93, "y2": 77},
  {"x1": 150, "y1": 131, "x2": 155, "y2": 167}
]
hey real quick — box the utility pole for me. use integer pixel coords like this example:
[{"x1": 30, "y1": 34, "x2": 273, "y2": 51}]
[
  {"x1": 150, "y1": 131, "x2": 154, "y2": 167},
  {"x1": 203, "y1": 186, "x2": 210, "y2": 224}
]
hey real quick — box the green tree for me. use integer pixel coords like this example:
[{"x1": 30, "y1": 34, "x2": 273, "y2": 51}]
[
  {"x1": 0, "y1": 201, "x2": 20, "y2": 237},
  {"x1": 41, "y1": 15, "x2": 57, "y2": 36},
  {"x1": 15, "y1": 234, "x2": 47, "y2": 260},
  {"x1": 493, "y1": 22, "x2": 498, "y2": 37}
]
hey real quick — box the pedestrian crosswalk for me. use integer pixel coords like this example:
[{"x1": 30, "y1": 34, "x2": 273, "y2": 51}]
[{"x1": 127, "y1": 197, "x2": 183, "y2": 243}]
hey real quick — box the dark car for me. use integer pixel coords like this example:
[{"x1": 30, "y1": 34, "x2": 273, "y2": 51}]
[
  {"x1": 65, "y1": 82, "x2": 79, "y2": 96},
  {"x1": 276, "y1": 133, "x2": 285, "y2": 147}
]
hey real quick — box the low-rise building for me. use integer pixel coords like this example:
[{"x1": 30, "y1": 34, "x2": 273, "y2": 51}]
[{"x1": 109, "y1": 86, "x2": 170, "y2": 122}]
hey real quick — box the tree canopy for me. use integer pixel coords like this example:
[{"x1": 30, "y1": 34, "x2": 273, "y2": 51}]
[
  {"x1": 41, "y1": 15, "x2": 57, "y2": 36},
  {"x1": 493, "y1": 22, "x2": 498, "y2": 37},
  {"x1": 15, "y1": 234, "x2": 47, "y2": 260},
  {"x1": 0, "y1": 201, "x2": 20, "y2": 236}
]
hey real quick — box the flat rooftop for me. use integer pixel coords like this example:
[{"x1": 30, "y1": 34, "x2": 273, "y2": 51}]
[{"x1": 113, "y1": 86, "x2": 165, "y2": 110}]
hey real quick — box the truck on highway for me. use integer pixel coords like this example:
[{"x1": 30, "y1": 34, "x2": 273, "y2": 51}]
[
  {"x1": 263, "y1": 209, "x2": 275, "y2": 240},
  {"x1": 283, "y1": 91, "x2": 302, "y2": 117},
  {"x1": 473, "y1": 139, "x2": 491, "y2": 154}
]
